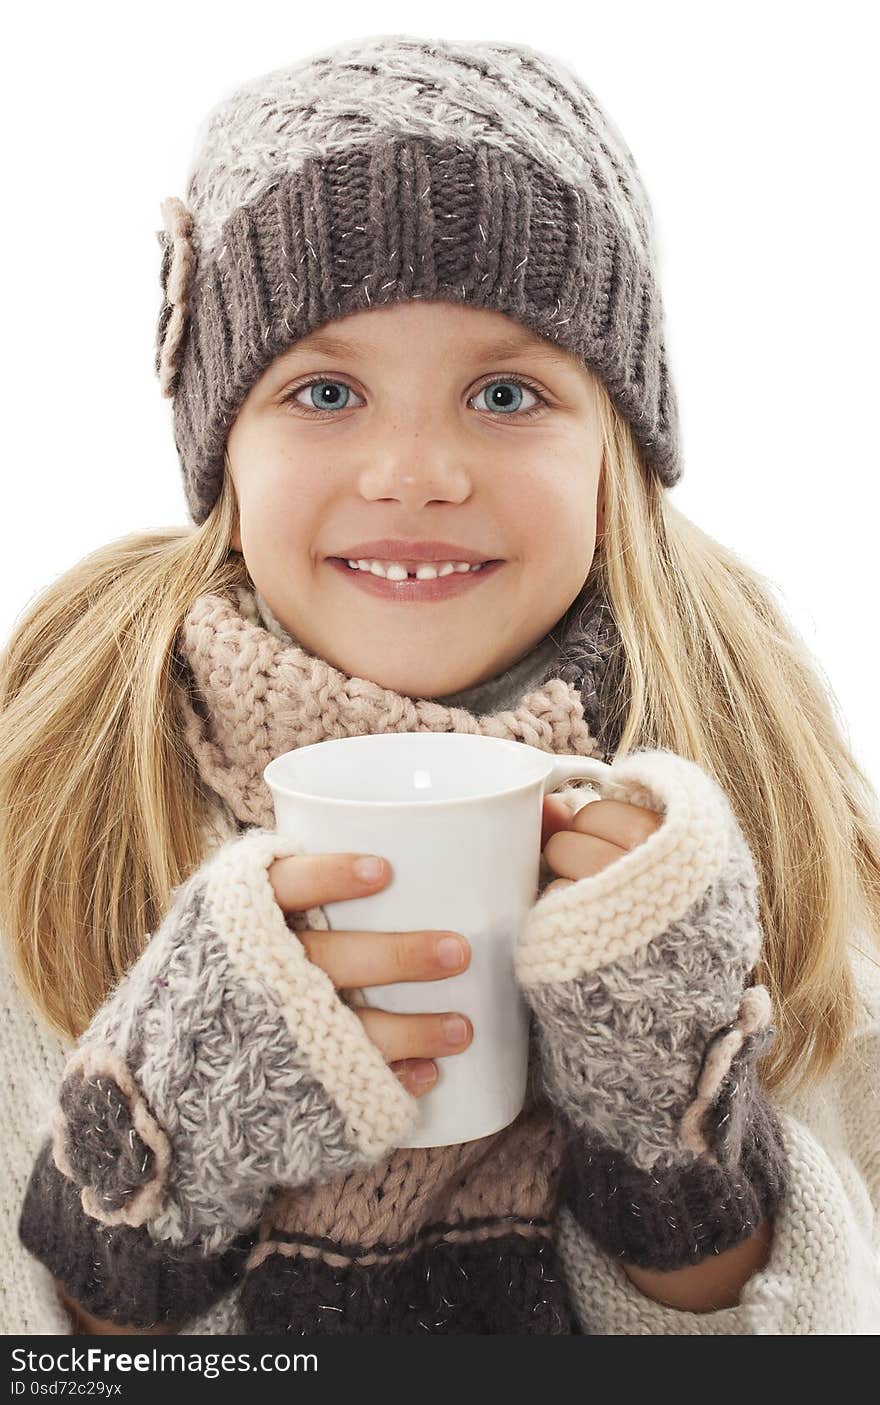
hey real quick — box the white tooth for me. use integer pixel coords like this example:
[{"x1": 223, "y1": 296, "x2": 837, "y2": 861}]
[{"x1": 348, "y1": 557, "x2": 484, "y2": 580}]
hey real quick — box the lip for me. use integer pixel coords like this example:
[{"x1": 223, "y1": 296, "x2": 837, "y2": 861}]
[
  {"x1": 328, "y1": 540, "x2": 501, "y2": 566},
  {"x1": 327, "y1": 557, "x2": 505, "y2": 602}
]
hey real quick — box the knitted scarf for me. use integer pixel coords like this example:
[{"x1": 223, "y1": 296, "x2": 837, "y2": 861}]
[{"x1": 176, "y1": 576, "x2": 624, "y2": 828}]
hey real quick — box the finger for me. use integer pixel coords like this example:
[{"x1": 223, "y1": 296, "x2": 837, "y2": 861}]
[
  {"x1": 543, "y1": 827, "x2": 626, "y2": 881},
  {"x1": 541, "y1": 794, "x2": 576, "y2": 849},
  {"x1": 268, "y1": 852, "x2": 389, "y2": 914},
  {"x1": 569, "y1": 797, "x2": 663, "y2": 850},
  {"x1": 296, "y1": 928, "x2": 470, "y2": 989},
  {"x1": 390, "y1": 1058, "x2": 439, "y2": 1097},
  {"x1": 354, "y1": 1007, "x2": 473, "y2": 1065}
]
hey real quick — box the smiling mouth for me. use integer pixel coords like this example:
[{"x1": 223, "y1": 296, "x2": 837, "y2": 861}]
[{"x1": 325, "y1": 556, "x2": 505, "y2": 601}]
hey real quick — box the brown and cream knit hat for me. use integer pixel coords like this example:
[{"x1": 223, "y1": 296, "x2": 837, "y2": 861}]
[{"x1": 154, "y1": 32, "x2": 683, "y2": 526}]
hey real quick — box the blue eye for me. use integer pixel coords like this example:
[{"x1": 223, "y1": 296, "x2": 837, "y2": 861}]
[
  {"x1": 471, "y1": 379, "x2": 540, "y2": 415},
  {"x1": 301, "y1": 380, "x2": 361, "y2": 412}
]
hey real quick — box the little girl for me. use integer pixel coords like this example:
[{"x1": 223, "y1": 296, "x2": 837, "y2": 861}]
[{"x1": 2, "y1": 34, "x2": 879, "y2": 1337}]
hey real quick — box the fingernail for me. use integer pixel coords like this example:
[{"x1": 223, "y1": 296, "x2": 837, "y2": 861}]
[
  {"x1": 436, "y1": 936, "x2": 465, "y2": 970},
  {"x1": 443, "y1": 1016, "x2": 469, "y2": 1046},
  {"x1": 354, "y1": 856, "x2": 384, "y2": 882},
  {"x1": 410, "y1": 1060, "x2": 437, "y2": 1086}
]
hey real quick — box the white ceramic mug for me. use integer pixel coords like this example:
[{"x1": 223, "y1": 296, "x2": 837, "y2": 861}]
[{"x1": 263, "y1": 733, "x2": 613, "y2": 1148}]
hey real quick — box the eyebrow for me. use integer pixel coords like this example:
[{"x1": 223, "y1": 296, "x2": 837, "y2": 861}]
[{"x1": 276, "y1": 330, "x2": 575, "y2": 368}]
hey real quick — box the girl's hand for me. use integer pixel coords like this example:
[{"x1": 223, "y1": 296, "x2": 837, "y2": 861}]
[
  {"x1": 540, "y1": 792, "x2": 663, "y2": 894},
  {"x1": 524, "y1": 755, "x2": 782, "y2": 1291},
  {"x1": 268, "y1": 852, "x2": 472, "y2": 1098}
]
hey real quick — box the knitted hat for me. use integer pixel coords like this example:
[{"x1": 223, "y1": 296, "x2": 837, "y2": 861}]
[{"x1": 154, "y1": 33, "x2": 683, "y2": 526}]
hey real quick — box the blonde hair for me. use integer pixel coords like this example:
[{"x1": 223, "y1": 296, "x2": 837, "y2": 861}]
[{"x1": 2, "y1": 386, "x2": 879, "y2": 1097}]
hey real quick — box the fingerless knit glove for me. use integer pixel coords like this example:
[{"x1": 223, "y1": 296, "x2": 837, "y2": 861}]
[
  {"x1": 516, "y1": 748, "x2": 789, "y2": 1271},
  {"x1": 18, "y1": 828, "x2": 418, "y2": 1327}
]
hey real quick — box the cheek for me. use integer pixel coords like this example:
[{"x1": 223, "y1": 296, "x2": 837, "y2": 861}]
[
  {"x1": 237, "y1": 497, "x2": 314, "y2": 581},
  {"x1": 512, "y1": 465, "x2": 596, "y2": 557},
  {"x1": 243, "y1": 459, "x2": 320, "y2": 536}
]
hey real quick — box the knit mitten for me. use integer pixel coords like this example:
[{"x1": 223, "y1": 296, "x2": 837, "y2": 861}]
[
  {"x1": 18, "y1": 828, "x2": 418, "y2": 1327},
  {"x1": 516, "y1": 748, "x2": 789, "y2": 1270}
]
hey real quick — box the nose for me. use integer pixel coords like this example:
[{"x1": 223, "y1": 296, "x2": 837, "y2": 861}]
[{"x1": 356, "y1": 425, "x2": 472, "y2": 508}]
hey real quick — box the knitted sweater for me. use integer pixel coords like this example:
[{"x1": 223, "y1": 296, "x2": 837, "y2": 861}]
[{"x1": 7, "y1": 582, "x2": 880, "y2": 1335}]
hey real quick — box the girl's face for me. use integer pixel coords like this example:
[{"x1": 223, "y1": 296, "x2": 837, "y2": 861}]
[{"x1": 226, "y1": 301, "x2": 604, "y2": 698}]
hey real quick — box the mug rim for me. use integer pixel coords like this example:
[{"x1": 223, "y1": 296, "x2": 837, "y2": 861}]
[{"x1": 263, "y1": 732, "x2": 564, "y2": 808}]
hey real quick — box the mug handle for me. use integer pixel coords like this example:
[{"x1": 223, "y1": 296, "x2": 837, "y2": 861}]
[{"x1": 540, "y1": 753, "x2": 615, "y2": 795}]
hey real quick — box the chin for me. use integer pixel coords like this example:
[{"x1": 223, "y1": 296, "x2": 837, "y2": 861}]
[
  {"x1": 381, "y1": 673, "x2": 447, "y2": 698},
  {"x1": 361, "y1": 666, "x2": 462, "y2": 698}
]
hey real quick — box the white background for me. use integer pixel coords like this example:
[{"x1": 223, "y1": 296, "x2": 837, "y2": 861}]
[{"x1": 3, "y1": 1, "x2": 878, "y2": 787}]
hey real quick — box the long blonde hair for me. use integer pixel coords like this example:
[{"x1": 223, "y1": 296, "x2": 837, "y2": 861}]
[{"x1": 2, "y1": 387, "x2": 879, "y2": 1095}]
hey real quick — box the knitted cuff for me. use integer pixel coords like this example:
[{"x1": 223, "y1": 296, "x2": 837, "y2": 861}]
[{"x1": 18, "y1": 1139, "x2": 253, "y2": 1330}]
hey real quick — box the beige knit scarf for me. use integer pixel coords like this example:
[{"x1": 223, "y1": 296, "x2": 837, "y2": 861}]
[{"x1": 173, "y1": 581, "x2": 618, "y2": 1282}]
